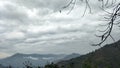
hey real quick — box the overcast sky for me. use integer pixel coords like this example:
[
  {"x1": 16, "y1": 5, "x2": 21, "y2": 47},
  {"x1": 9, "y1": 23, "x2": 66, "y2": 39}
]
[{"x1": 0, "y1": 0, "x2": 120, "y2": 58}]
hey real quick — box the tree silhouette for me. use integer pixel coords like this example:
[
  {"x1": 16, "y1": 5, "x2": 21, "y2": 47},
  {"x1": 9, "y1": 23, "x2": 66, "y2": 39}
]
[
  {"x1": 23, "y1": 61, "x2": 33, "y2": 68},
  {"x1": 61, "y1": 0, "x2": 120, "y2": 46},
  {"x1": 44, "y1": 62, "x2": 60, "y2": 68}
]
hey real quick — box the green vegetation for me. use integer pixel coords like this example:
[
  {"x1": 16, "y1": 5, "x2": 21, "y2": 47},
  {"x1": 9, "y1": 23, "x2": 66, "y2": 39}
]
[
  {"x1": 4, "y1": 62, "x2": 60, "y2": 68},
  {"x1": 58, "y1": 40, "x2": 120, "y2": 68}
]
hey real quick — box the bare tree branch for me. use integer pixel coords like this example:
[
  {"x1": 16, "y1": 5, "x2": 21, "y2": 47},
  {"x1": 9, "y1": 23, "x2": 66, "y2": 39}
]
[
  {"x1": 94, "y1": 3, "x2": 120, "y2": 46},
  {"x1": 61, "y1": 0, "x2": 120, "y2": 46}
]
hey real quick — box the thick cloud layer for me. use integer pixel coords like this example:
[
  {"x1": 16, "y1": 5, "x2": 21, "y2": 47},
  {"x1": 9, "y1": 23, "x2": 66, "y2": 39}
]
[{"x1": 0, "y1": 0, "x2": 119, "y2": 58}]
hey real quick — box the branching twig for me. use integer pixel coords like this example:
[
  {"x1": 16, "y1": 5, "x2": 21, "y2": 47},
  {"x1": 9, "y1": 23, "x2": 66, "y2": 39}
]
[
  {"x1": 93, "y1": 3, "x2": 120, "y2": 46},
  {"x1": 61, "y1": 0, "x2": 120, "y2": 46}
]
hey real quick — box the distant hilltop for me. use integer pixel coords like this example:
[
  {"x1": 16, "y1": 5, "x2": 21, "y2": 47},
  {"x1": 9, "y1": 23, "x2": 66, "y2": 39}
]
[{"x1": 0, "y1": 53, "x2": 80, "y2": 68}]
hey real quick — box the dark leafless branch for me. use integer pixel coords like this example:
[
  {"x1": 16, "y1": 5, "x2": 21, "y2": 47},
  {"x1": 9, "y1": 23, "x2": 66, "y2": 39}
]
[
  {"x1": 61, "y1": 0, "x2": 120, "y2": 46},
  {"x1": 94, "y1": 3, "x2": 120, "y2": 46}
]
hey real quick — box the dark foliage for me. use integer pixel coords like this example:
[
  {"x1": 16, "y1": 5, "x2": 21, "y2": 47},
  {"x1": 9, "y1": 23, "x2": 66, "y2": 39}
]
[
  {"x1": 44, "y1": 63, "x2": 59, "y2": 68},
  {"x1": 58, "y1": 40, "x2": 120, "y2": 68}
]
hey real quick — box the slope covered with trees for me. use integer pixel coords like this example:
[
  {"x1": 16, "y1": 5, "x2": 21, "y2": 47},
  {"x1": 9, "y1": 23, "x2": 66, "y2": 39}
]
[{"x1": 58, "y1": 40, "x2": 120, "y2": 68}]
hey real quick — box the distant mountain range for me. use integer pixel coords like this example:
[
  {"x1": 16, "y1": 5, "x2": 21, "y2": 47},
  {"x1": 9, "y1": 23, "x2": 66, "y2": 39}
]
[
  {"x1": 58, "y1": 40, "x2": 120, "y2": 68},
  {"x1": 1, "y1": 39, "x2": 120, "y2": 68},
  {"x1": 0, "y1": 53, "x2": 80, "y2": 68},
  {"x1": 61, "y1": 53, "x2": 80, "y2": 61}
]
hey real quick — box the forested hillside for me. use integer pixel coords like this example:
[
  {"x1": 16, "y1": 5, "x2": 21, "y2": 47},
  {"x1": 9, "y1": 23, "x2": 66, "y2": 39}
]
[{"x1": 58, "y1": 40, "x2": 120, "y2": 68}]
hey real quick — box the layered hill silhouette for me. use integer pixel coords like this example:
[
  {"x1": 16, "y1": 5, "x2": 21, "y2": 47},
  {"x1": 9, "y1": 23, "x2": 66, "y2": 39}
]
[
  {"x1": 0, "y1": 53, "x2": 80, "y2": 68},
  {"x1": 58, "y1": 40, "x2": 120, "y2": 68},
  {"x1": 1, "y1": 40, "x2": 120, "y2": 68}
]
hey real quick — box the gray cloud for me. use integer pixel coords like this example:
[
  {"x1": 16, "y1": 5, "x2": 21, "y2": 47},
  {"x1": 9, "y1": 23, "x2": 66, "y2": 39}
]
[
  {"x1": 12, "y1": 0, "x2": 68, "y2": 11},
  {"x1": 0, "y1": 0, "x2": 119, "y2": 58}
]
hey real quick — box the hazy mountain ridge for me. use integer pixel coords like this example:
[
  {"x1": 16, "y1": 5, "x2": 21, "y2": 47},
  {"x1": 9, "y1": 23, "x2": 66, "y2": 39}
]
[
  {"x1": 0, "y1": 53, "x2": 80, "y2": 68},
  {"x1": 61, "y1": 53, "x2": 80, "y2": 61},
  {"x1": 58, "y1": 40, "x2": 120, "y2": 68}
]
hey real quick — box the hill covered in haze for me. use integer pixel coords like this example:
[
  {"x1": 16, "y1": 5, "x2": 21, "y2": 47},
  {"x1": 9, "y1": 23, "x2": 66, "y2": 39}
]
[
  {"x1": 0, "y1": 53, "x2": 80, "y2": 68},
  {"x1": 58, "y1": 40, "x2": 120, "y2": 68}
]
